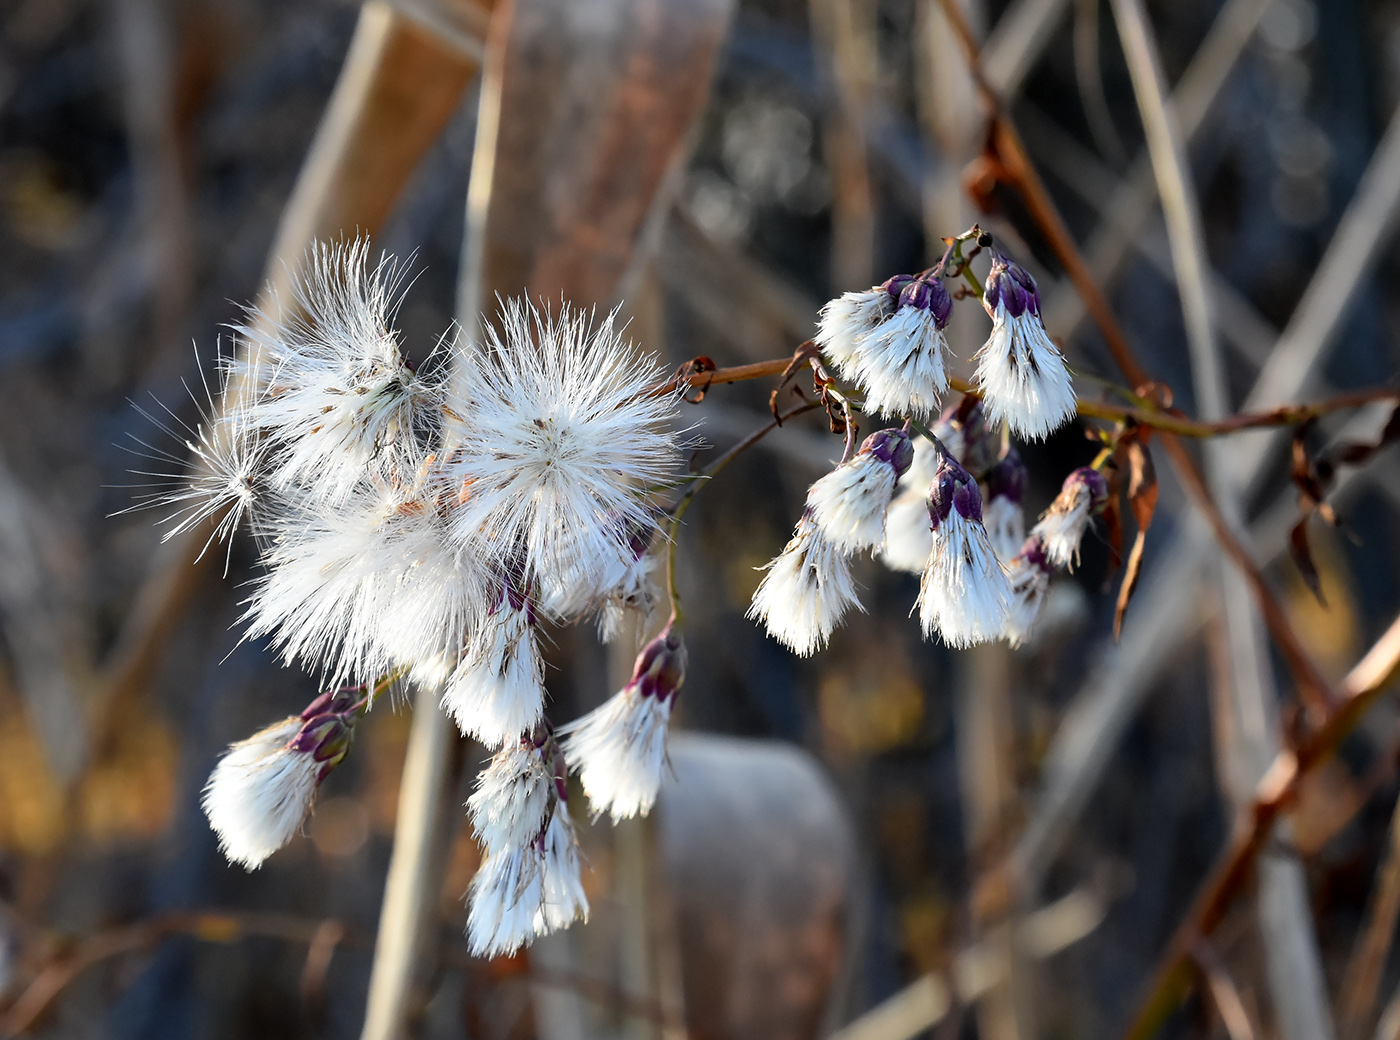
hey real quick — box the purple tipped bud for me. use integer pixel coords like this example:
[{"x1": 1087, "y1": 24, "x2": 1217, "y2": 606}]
[
  {"x1": 1066, "y1": 466, "x2": 1110, "y2": 514},
  {"x1": 983, "y1": 254, "x2": 1042, "y2": 320},
  {"x1": 1015, "y1": 535, "x2": 1052, "y2": 574},
  {"x1": 286, "y1": 705, "x2": 359, "y2": 779},
  {"x1": 862, "y1": 427, "x2": 915, "y2": 480},
  {"x1": 985, "y1": 449, "x2": 1028, "y2": 505},
  {"x1": 928, "y1": 449, "x2": 984, "y2": 530},
  {"x1": 879, "y1": 274, "x2": 916, "y2": 301},
  {"x1": 627, "y1": 624, "x2": 686, "y2": 704},
  {"x1": 898, "y1": 276, "x2": 954, "y2": 330}
]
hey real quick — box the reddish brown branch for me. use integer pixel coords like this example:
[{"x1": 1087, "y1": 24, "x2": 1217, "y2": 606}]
[{"x1": 1123, "y1": 612, "x2": 1400, "y2": 1039}]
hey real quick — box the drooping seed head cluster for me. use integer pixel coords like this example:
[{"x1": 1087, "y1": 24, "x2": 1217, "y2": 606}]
[
  {"x1": 752, "y1": 244, "x2": 1106, "y2": 654},
  {"x1": 146, "y1": 242, "x2": 689, "y2": 956}
]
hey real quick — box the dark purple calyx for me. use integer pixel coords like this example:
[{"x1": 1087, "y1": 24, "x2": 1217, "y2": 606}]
[
  {"x1": 879, "y1": 274, "x2": 916, "y2": 302},
  {"x1": 985, "y1": 448, "x2": 1028, "y2": 505},
  {"x1": 898, "y1": 276, "x2": 954, "y2": 330},
  {"x1": 862, "y1": 428, "x2": 914, "y2": 479},
  {"x1": 288, "y1": 709, "x2": 359, "y2": 780},
  {"x1": 984, "y1": 254, "x2": 1042, "y2": 320},
  {"x1": 927, "y1": 449, "x2": 983, "y2": 531},
  {"x1": 1015, "y1": 535, "x2": 1053, "y2": 574},
  {"x1": 627, "y1": 623, "x2": 687, "y2": 704},
  {"x1": 1065, "y1": 466, "x2": 1110, "y2": 514}
]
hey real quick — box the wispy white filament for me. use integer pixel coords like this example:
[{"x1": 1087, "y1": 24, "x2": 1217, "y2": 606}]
[
  {"x1": 808, "y1": 454, "x2": 899, "y2": 553},
  {"x1": 815, "y1": 288, "x2": 893, "y2": 377},
  {"x1": 442, "y1": 602, "x2": 546, "y2": 748},
  {"x1": 561, "y1": 690, "x2": 673, "y2": 822},
  {"x1": 856, "y1": 308, "x2": 950, "y2": 420},
  {"x1": 748, "y1": 516, "x2": 863, "y2": 656},
  {"x1": 974, "y1": 306, "x2": 1076, "y2": 441},
  {"x1": 439, "y1": 301, "x2": 679, "y2": 606},
  {"x1": 467, "y1": 742, "x2": 553, "y2": 853},
  {"x1": 917, "y1": 513, "x2": 1011, "y2": 648}
]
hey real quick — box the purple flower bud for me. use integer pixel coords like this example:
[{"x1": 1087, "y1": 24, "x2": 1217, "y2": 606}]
[
  {"x1": 928, "y1": 449, "x2": 984, "y2": 530},
  {"x1": 983, "y1": 254, "x2": 1042, "y2": 320},
  {"x1": 898, "y1": 276, "x2": 954, "y2": 330},
  {"x1": 879, "y1": 274, "x2": 916, "y2": 301},
  {"x1": 287, "y1": 708, "x2": 358, "y2": 778},
  {"x1": 627, "y1": 623, "x2": 687, "y2": 704},
  {"x1": 1066, "y1": 466, "x2": 1110, "y2": 514},
  {"x1": 985, "y1": 448, "x2": 1028, "y2": 505},
  {"x1": 862, "y1": 427, "x2": 915, "y2": 480},
  {"x1": 1015, "y1": 535, "x2": 1052, "y2": 574}
]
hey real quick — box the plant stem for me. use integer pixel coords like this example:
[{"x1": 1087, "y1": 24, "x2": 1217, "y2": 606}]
[{"x1": 662, "y1": 401, "x2": 823, "y2": 624}]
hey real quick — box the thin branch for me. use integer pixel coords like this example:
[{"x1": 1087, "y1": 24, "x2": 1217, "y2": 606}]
[
  {"x1": 1340, "y1": 791, "x2": 1400, "y2": 1040},
  {"x1": 1189, "y1": 939, "x2": 1259, "y2": 1040},
  {"x1": 1122, "y1": 610, "x2": 1400, "y2": 1040}
]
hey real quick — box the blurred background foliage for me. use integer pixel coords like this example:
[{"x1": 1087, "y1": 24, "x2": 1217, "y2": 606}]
[{"x1": 0, "y1": 0, "x2": 1399, "y2": 1037}]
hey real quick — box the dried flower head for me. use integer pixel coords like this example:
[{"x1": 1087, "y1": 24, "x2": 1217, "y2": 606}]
[
  {"x1": 916, "y1": 446, "x2": 1011, "y2": 647},
  {"x1": 748, "y1": 513, "x2": 863, "y2": 656},
  {"x1": 1032, "y1": 466, "x2": 1110, "y2": 569},
  {"x1": 561, "y1": 623, "x2": 686, "y2": 821},
  {"x1": 808, "y1": 427, "x2": 915, "y2": 552},
  {"x1": 975, "y1": 255, "x2": 1076, "y2": 440},
  {"x1": 439, "y1": 301, "x2": 680, "y2": 606}
]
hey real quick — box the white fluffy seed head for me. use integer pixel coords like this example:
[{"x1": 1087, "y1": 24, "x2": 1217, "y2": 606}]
[
  {"x1": 537, "y1": 805, "x2": 589, "y2": 931},
  {"x1": 1002, "y1": 540, "x2": 1053, "y2": 647},
  {"x1": 855, "y1": 308, "x2": 950, "y2": 420},
  {"x1": 917, "y1": 511, "x2": 1011, "y2": 648},
  {"x1": 1031, "y1": 468, "x2": 1109, "y2": 570},
  {"x1": 202, "y1": 717, "x2": 318, "y2": 870},
  {"x1": 466, "y1": 800, "x2": 588, "y2": 957},
  {"x1": 562, "y1": 691, "x2": 674, "y2": 822},
  {"x1": 815, "y1": 287, "x2": 895, "y2": 378},
  {"x1": 879, "y1": 490, "x2": 934, "y2": 574},
  {"x1": 747, "y1": 515, "x2": 863, "y2": 657},
  {"x1": 467, "y1": 740, "x2": 554, "y2": 853},
  {"x1": 438, "y1": 300, "x2": 680, "y2": 606},
  {"x1": 442, "y1": 596, "x2": 546, "y2": 748},
  {"x1": 235, "y1": 240, "x2": 435, "y2": 503},
  {"x1": 808, "y1": 457, "x2": 897, "y2": 553},
  {"x1": 560, "y1": 623, "x2": 684, "y2": 821},
  {"x1": 983, "y1": 494, "x2": 1025, "y2": 564},
  {"x1": 243, "y1": 479, "x2": 488, "y2": 689},
  {"x1": 467, "y1": 845, "x2": 544, "y2": 957}
]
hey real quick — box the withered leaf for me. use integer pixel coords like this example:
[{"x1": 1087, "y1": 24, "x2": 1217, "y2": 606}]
[{"x1": 1113, "y1": 439, "x2": 1159, "y2": 641}]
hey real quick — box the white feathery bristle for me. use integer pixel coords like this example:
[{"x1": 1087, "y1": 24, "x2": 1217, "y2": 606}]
[
  {"x1": 467, "y1": 845, "x2": 545, "y2": 957},
  {"x1": 243, "y1": 480, "x2": 479, "y2": 687},
  {"x1": 1031, "y1": 483, "x2": 1095, "y2": 569},
  {"x1": 236, "y1": 240, "x2": 434, "y2": 502},
  {"x1": 467, "y1": 742, "x2": 553, "y2": 853},
  {"x1": 439, "y1": 301, "x2": 679, "y2": 605},
  {"x1": 593, "y1": 549, "x2": 661, "y2": 644},
  {"x1": 855, "y1": 308, "x2": 949, "y2": 420},
  {"x1": 973, "y1": 304, "x2": 1076, "y2": 440},
  {"x1": 808, "y1": 453, "x2": 899, "y2": 553},
  {"x1": 442, "y1": 602, "x2": 546, "y2": 747},
  {"x1": 878, "y1": 490, "x2": 933, "y2": 574},
  {"x1": 917, "y1": 512, "x2": 1011, "y2": 648},
  {"x1": 466, "y1": 801, "x2": 588, "y2": 957},
  {"x1": 117, "y1": 351, "x2": 264, "y2": 574},
  {"x1": 815, "y1": 288, "x2": 893, "y2": 378},
  {"x1": 1003, "y1": 550, "x2": 1051, "y2": 648},
  {"x1": 747, "y1": 516, "x2": 863, "y2": 656},
  {"x1": 560, "y1": 689, "x2": 673, "y2": 822},
  {"x1": 984, "y1": 494, "x2": 1026, "y2": 564},
  {"x1": 202, "y1": 717, "x2": 317, "y2": 870},
  {"x1": 537, "y1": 805, "x2": 589, "y2": 931}
]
